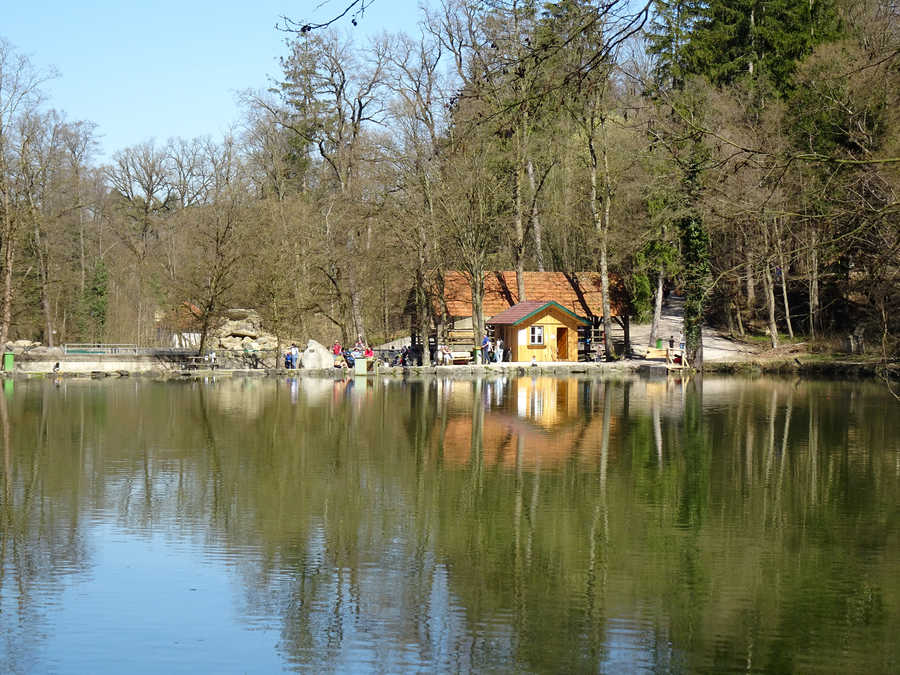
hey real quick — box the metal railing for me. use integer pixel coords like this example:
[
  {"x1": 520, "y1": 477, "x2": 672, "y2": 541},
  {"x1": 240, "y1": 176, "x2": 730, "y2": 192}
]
[{"x1": 64, "y1": 343, "x2": 140, "y2": 355}]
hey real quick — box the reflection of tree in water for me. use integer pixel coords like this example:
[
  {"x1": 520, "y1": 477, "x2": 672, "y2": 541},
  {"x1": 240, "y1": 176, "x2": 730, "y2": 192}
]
[
  {"x1": 0, "y1": 376, "x2": 897, "y2": 671},
  {"x1": 0, "y1": 382, "x2": 92, "y2": 672}
]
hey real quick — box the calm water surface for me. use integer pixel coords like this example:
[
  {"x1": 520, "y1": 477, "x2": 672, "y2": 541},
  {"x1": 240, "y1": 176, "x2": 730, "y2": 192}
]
[{"x1": 0, "y1": 375, "x2": 897, "y2": 673}]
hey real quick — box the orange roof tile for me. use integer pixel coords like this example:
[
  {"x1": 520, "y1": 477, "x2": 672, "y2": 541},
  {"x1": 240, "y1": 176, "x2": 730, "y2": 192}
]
[{"x1": 436, "y1": 271, "x2": 620, "y2": 319}]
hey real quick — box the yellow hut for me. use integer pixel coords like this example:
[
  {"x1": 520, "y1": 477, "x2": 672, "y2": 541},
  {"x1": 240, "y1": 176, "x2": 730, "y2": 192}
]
[{"x1": 488, "y1": 300, "x2": 590, "y2": 362}]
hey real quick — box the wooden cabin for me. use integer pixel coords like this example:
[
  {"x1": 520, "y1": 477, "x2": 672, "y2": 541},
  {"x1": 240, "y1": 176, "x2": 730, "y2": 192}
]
[
  {"x1": 488, "y1": 300, "x2": 590, "y2": 362},
  {"x1": 405, "y1": 271, "x2": 623, "y2": 359}
]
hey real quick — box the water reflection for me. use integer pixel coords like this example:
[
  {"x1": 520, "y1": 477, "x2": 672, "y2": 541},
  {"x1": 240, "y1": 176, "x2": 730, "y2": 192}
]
[{"x1": 0, "y1": 375, "x2": 898, "y2": 673}]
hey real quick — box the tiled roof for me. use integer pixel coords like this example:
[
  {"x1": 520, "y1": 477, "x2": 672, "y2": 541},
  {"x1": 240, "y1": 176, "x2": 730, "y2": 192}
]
[
  {"x1": 436, "y1": 271, "x2": 620, "y2": 318},
  {"x1": 487, "y1": 300, "x2": 549, "y2": 325},
  {"x1": 488, "y1": 301, "x2": 590, "y2": 326}
]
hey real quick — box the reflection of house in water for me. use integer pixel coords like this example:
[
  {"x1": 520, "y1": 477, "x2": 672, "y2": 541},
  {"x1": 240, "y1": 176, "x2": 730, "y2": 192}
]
[
  {"x1": 436, "y1": 377, "x2": 616, "y2": 470},
  {"x1": 511, "y1": 377, "x2": 580, "y2": 428}
]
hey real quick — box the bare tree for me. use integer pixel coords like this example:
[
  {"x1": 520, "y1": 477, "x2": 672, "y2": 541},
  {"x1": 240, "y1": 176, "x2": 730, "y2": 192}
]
[
  {"x1": 277, "y1": 30, "x2": 390, "y2": 343},
  {"x1": 386, "y1": 32, "x2": 447, "y2": 365},
  {"x1": 437, "y1": 141, "x2": 502, "y2": 354},
  {"x1": 0, "y1": 39, "x2": 54, "y2": 346},
  {"x1": 178, "y1": 138, "x2": 248, "y2": 355},
  {"x1": 104, "y1": 141, "x2": 174, "y2": 343}
]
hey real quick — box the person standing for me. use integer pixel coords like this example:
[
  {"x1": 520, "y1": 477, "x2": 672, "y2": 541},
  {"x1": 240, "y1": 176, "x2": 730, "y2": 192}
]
[
  {"x1": 290, "y1": 343, "x2": 300, "y2": 369},
  {"x1": 481, "y1": 334, "x2": 490, "y2": 363},
  {"x1": 495, "y1": 337, "x2": 503, "y2": 362}
]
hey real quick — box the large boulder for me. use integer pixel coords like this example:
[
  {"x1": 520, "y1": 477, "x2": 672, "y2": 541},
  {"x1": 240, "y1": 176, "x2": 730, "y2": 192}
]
[
  {"x1": 5, "y1": 340, "x2": 40, "y2": 354},
  {"x1": 218, "y1": 336, "x2": 244, "y2": 351},
  {"x1": 217, "y1": 319, "x2": 258, "y2": 339},
  {"x1": 224, "y1": 308, "x2": 259, "y2": 321},
  {"x1": 204, "y1": 308, "x2": 286, "y2": 361},
  {"x1": 257, "y1": 336, "x2": 278, "y2": 351},
  {"x1": 300, "y1": 339, "x2": 334, "y2": 370},
  {"x1": 25, "y1": 346, "x2": 64, "y2": 359}
]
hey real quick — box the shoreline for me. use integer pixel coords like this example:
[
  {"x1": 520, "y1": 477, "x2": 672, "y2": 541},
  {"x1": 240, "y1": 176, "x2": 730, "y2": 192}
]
[{"x1": 3, "y1": 355, "x2": 896, "y2": 381}]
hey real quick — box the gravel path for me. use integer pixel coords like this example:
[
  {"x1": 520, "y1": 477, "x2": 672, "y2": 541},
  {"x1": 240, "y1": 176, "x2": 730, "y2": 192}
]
[{"x1": 625, "y1": 296, "x2": 761, "y2": 362}]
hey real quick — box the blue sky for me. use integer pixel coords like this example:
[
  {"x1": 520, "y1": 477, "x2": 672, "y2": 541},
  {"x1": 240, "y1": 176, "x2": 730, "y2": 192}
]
[{"x1": 3, "y1": 1, "x2": 421, "y2": 161}]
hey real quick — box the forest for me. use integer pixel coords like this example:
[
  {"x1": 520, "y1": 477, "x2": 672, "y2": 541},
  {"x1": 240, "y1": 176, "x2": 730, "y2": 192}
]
[{"x1": 0, "y1": 0, "x2": 897, "y2": 366}]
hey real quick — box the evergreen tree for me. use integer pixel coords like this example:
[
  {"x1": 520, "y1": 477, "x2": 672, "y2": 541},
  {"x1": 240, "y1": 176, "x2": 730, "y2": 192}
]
[
  {"x1": 82, "y1": 259, "x2": 108, "y2": 342},
  {"x1": 644, "y1": 0, "x2": 704, "y2": 89},
  {"x1": 681, "y1": 0, "x2": 843, "y2": 96}
]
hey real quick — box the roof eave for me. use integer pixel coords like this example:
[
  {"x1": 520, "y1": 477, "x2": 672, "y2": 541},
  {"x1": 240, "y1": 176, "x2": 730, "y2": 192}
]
[{"x1": 492, "y1": 301, "x2": 590, "y2": 327}]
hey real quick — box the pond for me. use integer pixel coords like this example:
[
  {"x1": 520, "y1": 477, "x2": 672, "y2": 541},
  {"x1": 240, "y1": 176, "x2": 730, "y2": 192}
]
[{"x1": 0, "y1": 374, "x2": 897, "y2": 673}]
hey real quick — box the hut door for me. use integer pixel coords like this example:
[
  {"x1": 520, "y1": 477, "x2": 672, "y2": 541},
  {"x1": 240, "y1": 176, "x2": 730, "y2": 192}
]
[{"x1": 556, "y1": 327, "x2": 568, "y2": 360}]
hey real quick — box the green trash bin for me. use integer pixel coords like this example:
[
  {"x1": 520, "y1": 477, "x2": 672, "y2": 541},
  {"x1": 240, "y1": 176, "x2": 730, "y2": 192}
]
[
  {"x1": 655, "y1": 338, "x2": 663, "y2": 349},
  {"x1": 2, "y1": 352, "x2": 13, "y2": 372}
]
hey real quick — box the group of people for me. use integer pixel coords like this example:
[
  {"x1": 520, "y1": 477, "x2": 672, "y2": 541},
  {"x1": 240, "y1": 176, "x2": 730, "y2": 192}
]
[
  {"x1": 283, "y1": 343, "x2": 301, "y2": 369},
  {"x1": 332, "y1": 337, "x2": 374, "y2": 365},
  {"x1": 481, "y1": 335, "x2": 506, "y2": 363},
  {"x1": 435, "y1": 344, "x2": 454, "y2": 365},
  {"x1": 284, "y1": 334, "x2": 513, "y2": 369}
]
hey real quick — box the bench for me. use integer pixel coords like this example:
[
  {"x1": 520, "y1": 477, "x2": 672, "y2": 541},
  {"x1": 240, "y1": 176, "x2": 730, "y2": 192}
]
[
  {"x1": 183, "y1": 355, "x2": 219, "y2": 370},
  {"x1": 643, "y1": 346, "x2": 689, "y2": 369}
]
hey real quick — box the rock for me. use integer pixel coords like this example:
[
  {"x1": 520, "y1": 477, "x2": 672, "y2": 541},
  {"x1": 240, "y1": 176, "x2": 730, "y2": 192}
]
[
  {"x1": 257, "y1": 336, "x2": 278, "y2": 350},
  {"x1": 219, "y1": 337, "x2": 244, "y2": 350},
  {"x1": 26, "y1": 346, "x2": 64, "y2": 358},
  {"x1": 300, "y1": 339, "x2": 334, "y2": 370},
  {"x1": 241, "y1": 338, "x2": 261, "y2": 351},
  {"x1": 224, "y1": 308, "x2": 259, "y2": 321},
  {"x1": 217, "y1": 319, "x2": 259, "y2": 339},
  {"x1": 5, "y1": 339, "x2": 40, "y2": 353}
]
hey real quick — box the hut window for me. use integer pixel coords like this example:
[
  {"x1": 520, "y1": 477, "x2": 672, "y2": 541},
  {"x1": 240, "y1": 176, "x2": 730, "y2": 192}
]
[{"x1": 529, "y1": 325, "x2": 544, "y2": 345}]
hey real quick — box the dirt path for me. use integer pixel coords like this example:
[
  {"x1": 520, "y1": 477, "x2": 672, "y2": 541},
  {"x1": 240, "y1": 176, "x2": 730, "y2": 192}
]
[{"x1": 623, "y1": 296, "x2": 761, "y2": 362}]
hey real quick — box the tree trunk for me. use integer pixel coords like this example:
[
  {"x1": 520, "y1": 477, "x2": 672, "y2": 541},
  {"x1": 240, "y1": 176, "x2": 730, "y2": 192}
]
[
  {"x1": 79, "y1": 210, "x2": 86, "y2": 294},
  {"x1": 471, "y1": 275, "x2": 485, "y2": 361},
  {"x1": 513, "y1": 149, "x2": 526, "y2": 303},
  {"x1": 599, "y1": 118, "x2": 615, "y2": 360},
  {"x1": 415, "y1": 268, "x2": 431, "y2": 367},
  {"x1": 649, "y1": 272, "x2": 664, "y2": 346},
  {"x1": 382, "y1": 280, "x2": 389, "y2": 340},
  {"x1": 599, "y1": 236, "x2": 615, "y2": 360},
  {"x1": 349, "y1": 268, "x2": 365, "y2": 345},
  {"x1": 198, "y1": 307, "x2": 212, "y2": 357},
  {"x1": 775, "y1": 219, "x2": 793, "y2": 339},
  {"x1": 679, "y1": 215, "x2": 710, "y2": 369},
  {"x1": 809, "y1": 232, "x2": 819, "y2": 339},
  {"x1": 779, "y1": 263, "x2": 793, "y2": 340},
  {"x1": 0, "y1": 219, "x2": 16, "y2": 347},
  {"x1": 763, "y1": 262, "x2": 779, "y2": 349},
  {"x1": 527, "y1": 159, "x2": 545, "y2": 272},
  {"x1": 694, "y1": 326, "x2": 704, "y2": 369},
  {"x1": 745, "y1": 246, "x2": 756, "y2": 316},
  {"x1": 33, "y1": 219, "x2": 54, "y2": 347}
]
